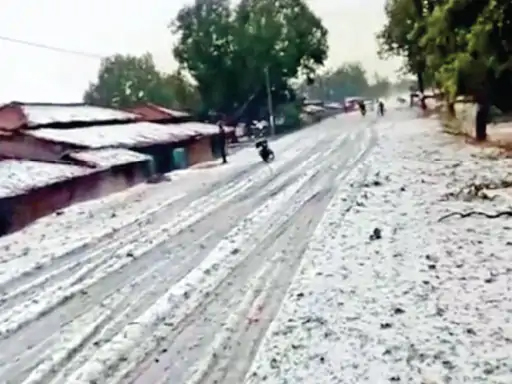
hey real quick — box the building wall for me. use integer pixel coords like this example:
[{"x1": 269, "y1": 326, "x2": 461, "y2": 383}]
[
  {"x1": 0, "y1": 160, "x2": 151, "y2": 236},
  {"x1": 0, "y1": 134, "x2": 63, "y2": 161},
  {"x1": 187, "y1": 136, "x2": 214, "y2": 165}
]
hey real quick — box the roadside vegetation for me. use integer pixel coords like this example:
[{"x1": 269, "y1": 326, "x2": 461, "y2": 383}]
[
  {"x1": 378, "y1": 0, "x2": 512, "y2": 142},
  {"x1": 83, "y1": 0, "x2": 396, "y2": 129}
]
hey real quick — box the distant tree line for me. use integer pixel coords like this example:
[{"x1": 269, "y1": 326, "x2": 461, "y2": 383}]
[{"x1": 298, "y1": 62, "x2": 412, "y2": 101}]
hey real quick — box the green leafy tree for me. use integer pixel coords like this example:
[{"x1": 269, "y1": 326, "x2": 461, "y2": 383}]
[
  {"x1": 171, "y1": 0, "x2": 328, "y2": 116},
  {"x1": 162, "y1": 70, "x2": 202, "y2": 112},
  {"x1": 171, "y1": 0, "x2": 237, "y2": 114},
  {"x1": 379, "y1": 0, "x2": 512, "y2": 140},
  {"x1": 421, "y1": 0, "x2": 512, "y2": 140},
  {"x1": 84, "y1": 54, "x2": 173, "y2": 108},
  {"x1": 377, "y1": 0, "x2": 436, "y2": 108}
]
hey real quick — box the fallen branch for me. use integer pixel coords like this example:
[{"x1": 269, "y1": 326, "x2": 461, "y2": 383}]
[{"x1": 438, "y1": 210, "x2": 512, "y2": 222}]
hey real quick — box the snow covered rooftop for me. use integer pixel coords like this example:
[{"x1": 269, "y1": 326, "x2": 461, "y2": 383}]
[
  {"x1": 67, "y1": 148, "x2": 152, "y2": 168},
  {"x1": 25, "y1": 121, "x2": 198, "y2": 149},
  {"x1": 0, "y1": 149, "x2": 152, "y2": 198},
  {"x1": 21, "y1": 104, "x2": 138, "y2": 127},
  {"x1": 150, "y1": 105, "x2": 191, "y2": 118},
  {"x1": 0, "y1": 102, "x2": 139, "y2": 129},
  {"x1": 125, "y1": 104, "x2": 191, "y2": 121},
  {"x1": 0, "y1": 160, "x2": 92, "y2": 198},
  {"x1": 166, "y1": 122, "x2": 234, "y2": 136},
  {"x1": 169, "y1": 122, "x2": 220, "y2": 136}
]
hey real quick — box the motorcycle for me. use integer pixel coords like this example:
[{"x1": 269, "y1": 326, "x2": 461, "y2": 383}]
[{"x1": 255, "y1": 139, "x2": 275, "y2": 163}]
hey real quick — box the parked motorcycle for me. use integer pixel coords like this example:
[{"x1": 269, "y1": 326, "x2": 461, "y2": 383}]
[{"x1": 255, "y1": 139, "x2": 275, "y2": 163}]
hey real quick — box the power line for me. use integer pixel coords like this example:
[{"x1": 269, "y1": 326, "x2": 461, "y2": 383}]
[{"x1": 0, "y1": 34, "x2": 104, "y2": 59}]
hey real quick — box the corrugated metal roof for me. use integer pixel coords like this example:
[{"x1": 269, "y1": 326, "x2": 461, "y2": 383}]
[
  {"x1": 125, "y1": 104, "x2": 191, "y2": 121},
  {"x1": 25, "y1": 121, "x2": 197, "y2": 148},
  {"x1": 20, "y1": 103, "x2": 138, "y2": 127},
  {"x1": 0, "y1": 159, "x2": 93, "y2": 198},
  {"x1": 151, "y1": 105, "x2": 191, "y2": 118},
  {"x1": 168, "y1": 122, "x2": 233, "y2": 136},
  {"x1": 67, "y1": 148, "x2": 152, "y2": 168}
]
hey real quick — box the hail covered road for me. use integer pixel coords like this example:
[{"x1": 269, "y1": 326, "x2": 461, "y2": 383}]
[{"x1": 0, "y1": 113, "x2": 375, "y2": 383}]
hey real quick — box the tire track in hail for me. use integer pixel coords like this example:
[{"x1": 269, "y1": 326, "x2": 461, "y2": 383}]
[
  {"x1": 0, "y1": 126, "x2": 356, "y2": 383},
  {"x1": 0, "y1": 128, "x2": 340, "y2": 313},
  {"x1": 131, "y1": 124, "x2": 376, "y2": 384},
  {"x1": 0, "y1": 129, "x2": 339, "y2": 311},
  {"x1": 0, "y1": 126, "x2": 329, "y2": 299},
  {"x1": 70, "y1": 125, "x2": 374, "y2": 384}
]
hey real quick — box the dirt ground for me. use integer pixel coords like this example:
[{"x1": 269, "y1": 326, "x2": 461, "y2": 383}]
[{"x1": 423, "y1": 101, "x2": 512, "y2": 153}]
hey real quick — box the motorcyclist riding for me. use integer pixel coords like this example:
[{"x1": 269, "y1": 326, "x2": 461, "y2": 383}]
[{"x1": 255, "y1": 139, "x2": 275, "y2": 163}]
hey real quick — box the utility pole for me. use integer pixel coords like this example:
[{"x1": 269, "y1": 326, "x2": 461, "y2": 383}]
[{"x1": 264, "y1": 66, "x2": 275, "y2": 136}]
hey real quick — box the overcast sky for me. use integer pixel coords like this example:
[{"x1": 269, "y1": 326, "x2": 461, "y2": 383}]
[{"x1": 0, "y1": 0, "x2": 400, "y2": 103}]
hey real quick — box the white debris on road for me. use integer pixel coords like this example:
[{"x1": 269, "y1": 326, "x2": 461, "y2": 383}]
[
  {"x1": 0, "y1": 128, "x2": 307, "y2": 265},
  {"x1": 0, "y1": 114, "x2": 370, "y2": 383},
  {"x1": 1, "y1": 111, "x2": 510, "y2": 384},
  {"x1": 246, "y1": 115, "x2": 512, "y2": 383}
]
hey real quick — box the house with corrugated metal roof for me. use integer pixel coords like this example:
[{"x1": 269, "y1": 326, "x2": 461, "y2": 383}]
[
  {"x1": 0, "y1": 102, "x2": 220, "y2": 235},
  {"x1": 0, "y1": 102, "x2": 224, "y2": 171},
  {"x1": 125, "y1": 103, "x2": 236, "y2": 163}
]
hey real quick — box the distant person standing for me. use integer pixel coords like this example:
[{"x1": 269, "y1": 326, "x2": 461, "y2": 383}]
[
  {"x1": 218, "y1": 121, "x2": 228, "y2": 164},
  {"x1": 358, "y1": 100, "x2": 366, "y2": 116},
  {"x1": 378, "y1": 100, "x2": 385, "y2": 116}
]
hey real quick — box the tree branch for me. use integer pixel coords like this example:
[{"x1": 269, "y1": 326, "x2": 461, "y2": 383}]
[{"x1": 438, "y1": 210, "x2": 512, "y2": 222}]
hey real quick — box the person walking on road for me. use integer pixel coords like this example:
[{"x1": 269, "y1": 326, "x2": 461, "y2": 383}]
[
  {"x1": 378, "y1": 100, "x2": 385, "y2": 116},
  {"x1": 358, "y1": 100, "x2": 366, "y2": 116},
  {"x1": 218, "y1": 121, "x2": 228, "y2": 164}
]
